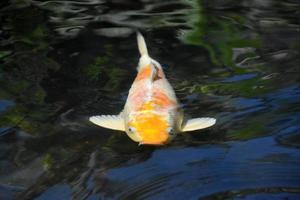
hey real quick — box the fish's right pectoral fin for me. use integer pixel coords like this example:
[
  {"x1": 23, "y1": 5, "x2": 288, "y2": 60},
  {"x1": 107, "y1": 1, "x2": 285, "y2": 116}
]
[
  {"x1": 181, "y1": 117, "x2": 216, "y2": 132},
  {"x1": 89, "y1": 115, "x2": 125, "y2": 131}
]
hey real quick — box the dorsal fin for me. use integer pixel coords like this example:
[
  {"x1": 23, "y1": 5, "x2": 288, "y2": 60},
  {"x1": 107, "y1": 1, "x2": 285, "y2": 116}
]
[
  {"x1": 137, "y1": 32, "x2": 148, "y2": 56},
  {"x1": 136, "y1": 32, "x2": 163, "y2": 82},
  {"x1": 137, "y1": 32, "x2": 151, "y2": 69}
]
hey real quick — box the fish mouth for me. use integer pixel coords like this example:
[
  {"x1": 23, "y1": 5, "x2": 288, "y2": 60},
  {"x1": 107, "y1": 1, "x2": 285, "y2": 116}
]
[
  {"x1": 139, "y1": 141, "x2": 165, "y2": 146},
  {"x1": 138, "y1": 138, "x2": 170, "y2": 146}
]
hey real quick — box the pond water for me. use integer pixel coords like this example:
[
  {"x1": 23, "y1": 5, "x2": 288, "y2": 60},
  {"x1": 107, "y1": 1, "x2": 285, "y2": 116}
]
[{"x1": 1, "y1": 0, "x2": 300, "y2": 199}]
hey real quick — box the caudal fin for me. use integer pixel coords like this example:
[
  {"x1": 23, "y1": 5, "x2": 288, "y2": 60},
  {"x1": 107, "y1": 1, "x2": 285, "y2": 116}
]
[{"x1": 137, "y1": 32, "x2": 148, "y2": 56}]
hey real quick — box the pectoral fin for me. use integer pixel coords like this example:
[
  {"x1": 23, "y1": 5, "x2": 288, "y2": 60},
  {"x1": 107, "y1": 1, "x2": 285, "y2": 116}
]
[
  {"x1": 181, "y1": 117, "x2": 216, "y2": 132},
  {"x1": 89, "y1": 115, "x2": 125, "y2": 131}
]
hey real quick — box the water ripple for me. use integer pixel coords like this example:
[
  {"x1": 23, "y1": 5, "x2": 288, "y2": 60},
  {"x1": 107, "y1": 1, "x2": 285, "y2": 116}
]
[
  {"x1": 29, "y1": 0, "x2": 192, "y2": 38},
  {"x1": 84, "y1": 137, "x2": 300, "y2": 199}
]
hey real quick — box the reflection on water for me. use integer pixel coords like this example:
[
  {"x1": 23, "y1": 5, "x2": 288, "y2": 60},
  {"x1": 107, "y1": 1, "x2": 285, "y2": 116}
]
[{"x1": 0, "y1": 0, "x2": 300, "y2": 199}]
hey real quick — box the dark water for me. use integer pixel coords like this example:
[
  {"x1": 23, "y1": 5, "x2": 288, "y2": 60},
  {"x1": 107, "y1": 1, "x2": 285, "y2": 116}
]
[{"x1": 1, "y1": 0, "x2": 300, "y2": 199}]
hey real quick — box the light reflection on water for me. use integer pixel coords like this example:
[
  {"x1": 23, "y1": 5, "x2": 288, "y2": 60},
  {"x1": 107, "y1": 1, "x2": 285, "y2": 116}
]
[{"x1": 0, "y1": 0, "x2": 300, "y2": 199}]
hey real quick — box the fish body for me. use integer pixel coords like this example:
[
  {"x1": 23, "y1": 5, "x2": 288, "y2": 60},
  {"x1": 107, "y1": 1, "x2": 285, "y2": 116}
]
[{"x1": 90, "y1": 32, "x2": 216, "y2": 145}]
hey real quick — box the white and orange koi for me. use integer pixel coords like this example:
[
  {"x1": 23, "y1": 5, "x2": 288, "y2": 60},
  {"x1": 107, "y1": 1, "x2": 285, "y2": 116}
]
[{"x1": 89, "y1": 32, "x2": 216, "y2": 145}]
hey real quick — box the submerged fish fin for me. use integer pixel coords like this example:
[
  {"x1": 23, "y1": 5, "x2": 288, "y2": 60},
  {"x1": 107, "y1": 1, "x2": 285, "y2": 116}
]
[
  {"x1": 89, "y1": 115, "x2": 125, "y2": 131},
  {"x1": 181, "y1": 117, "x2": 216, "y2": 132}
]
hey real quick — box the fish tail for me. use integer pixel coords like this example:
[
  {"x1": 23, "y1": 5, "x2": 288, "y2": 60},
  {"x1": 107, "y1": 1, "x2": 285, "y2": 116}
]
[{"x1": 137, "y1": 32, "x2": 148, "y2": 56}]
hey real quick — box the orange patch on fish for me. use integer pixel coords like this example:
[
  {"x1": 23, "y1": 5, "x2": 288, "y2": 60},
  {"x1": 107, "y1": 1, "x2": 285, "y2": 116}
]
[
  {"x1": 132, "y1": 89, "x2": 175, "y2": 112},
  {"x1": 153, "y1": 89, "x2": 175, "y2": 108},
  {"x1": 129, "y1": 113, "x2": 169, "y2": 144},
  {"x1": 135, "y1": 65, "x2": 152, "y2": 81},
  {"x1": 129, "y1": 89, "x2": 147, "y2": 110},
  {"x1": 140, "y1": 101, "x2": 155, "y2": 111}
]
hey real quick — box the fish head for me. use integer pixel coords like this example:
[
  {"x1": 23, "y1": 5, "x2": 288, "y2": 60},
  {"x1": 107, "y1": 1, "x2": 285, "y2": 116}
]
[{"x1": 126, "y1": 112, "x2": 175, "y2": 145}]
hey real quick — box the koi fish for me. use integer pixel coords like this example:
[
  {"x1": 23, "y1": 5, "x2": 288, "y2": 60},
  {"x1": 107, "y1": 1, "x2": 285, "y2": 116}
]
[{"x1": 89, "y1": 32, "x2": 216, "y2": 145}]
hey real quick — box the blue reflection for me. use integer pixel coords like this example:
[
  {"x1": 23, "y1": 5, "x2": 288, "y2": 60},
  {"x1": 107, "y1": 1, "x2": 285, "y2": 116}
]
[
  {"x1": 222, "y1": 73, "x2": 257, "y2": 83},
  {"x1": 234, "y1": 193, "x2": 300, "y2": 200},
  {"x1": 0, "y1": 100, "x2": 14, "y2": 113},
  {"x1": 35, "y1": 184, "x2": 72, "y2": 200},
  {"x1": 92, "y1": 136, "x2": 300, "y2": 199}
]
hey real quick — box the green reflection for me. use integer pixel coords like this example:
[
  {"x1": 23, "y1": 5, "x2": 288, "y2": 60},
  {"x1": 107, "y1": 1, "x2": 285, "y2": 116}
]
[
  {"x1": 83, "y1": 56, "x2": 109, "y2": 82},
  {"x1": 0, "y1": 6, "x2": 59, "y2": 136},
  {"x1": 43, "y1": 153, "x2": 54, "y2": 170},
  {"x1": 81, "y1": 52, "x2": 127, "y2": 92},
  {"x1": 192, "y1": 76, "x2": 273, "y2": 97},
  {"x1": 182, "y1": 0, "x2": 261, "y2": 69},
  {"x1": 227, "y1": 119, "x2": 266, "y2": 140}
]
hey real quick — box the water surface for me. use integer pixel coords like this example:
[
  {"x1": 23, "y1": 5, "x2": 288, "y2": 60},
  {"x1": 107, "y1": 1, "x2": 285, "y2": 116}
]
[{"x1": 0, "y1": 0, "x2": 300, "y2": 199}]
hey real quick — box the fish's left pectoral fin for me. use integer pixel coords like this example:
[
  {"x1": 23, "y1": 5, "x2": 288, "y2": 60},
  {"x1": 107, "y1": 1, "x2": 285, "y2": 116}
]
[
  {"x1": 181, "y1": 117, "x2": 216, "y2": 132},
  {"x1": 89, "y1": 115, "x2": 125, "y2": 131}
]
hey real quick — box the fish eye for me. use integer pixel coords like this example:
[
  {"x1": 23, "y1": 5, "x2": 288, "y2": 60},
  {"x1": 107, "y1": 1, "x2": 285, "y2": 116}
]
[
  {"x1": 167, "y1": 127, "x2": 175, "y2": 135},
  {"x1": 128, "y1": 127, "x2": 135, "y2": 133}
]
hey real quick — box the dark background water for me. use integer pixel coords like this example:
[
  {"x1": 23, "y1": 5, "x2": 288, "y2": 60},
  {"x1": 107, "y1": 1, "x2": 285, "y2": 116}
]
[{"x1": 0, "y1": 0, "x2": 300, "y2": 199}]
